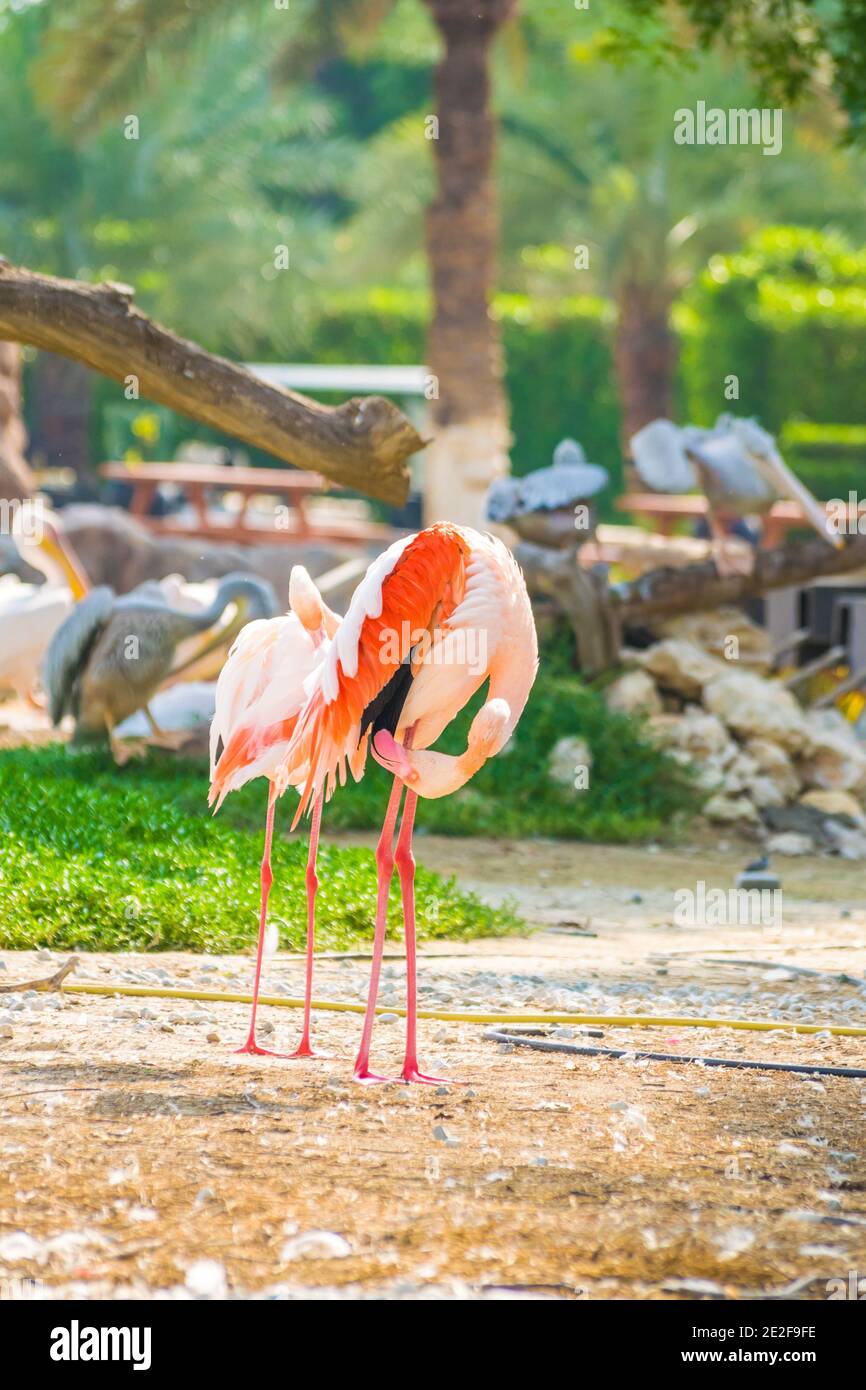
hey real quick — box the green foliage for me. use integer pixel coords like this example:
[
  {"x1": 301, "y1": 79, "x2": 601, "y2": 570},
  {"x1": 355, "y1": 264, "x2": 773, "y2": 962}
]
[
  {"x1": 779, "y1": 421, "x2": 866, "y2": 504},
  {"x1": 680, "y1": 226, "x2": 866, "y2": 434},
  {"x1": 0, "y1": 746, "x2": 521, "y2": 953},
  {"x1": 297, "y1": 287, "x2": 622, "y2": 499},
  {"x1": 80, "y1": 647, "x2": 695, "y2": 846}
]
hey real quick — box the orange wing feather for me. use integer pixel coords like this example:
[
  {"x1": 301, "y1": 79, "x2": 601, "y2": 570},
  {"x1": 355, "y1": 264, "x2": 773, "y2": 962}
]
[{"x1": 287, "y1": 524, "x2": 469, "y2": 825}]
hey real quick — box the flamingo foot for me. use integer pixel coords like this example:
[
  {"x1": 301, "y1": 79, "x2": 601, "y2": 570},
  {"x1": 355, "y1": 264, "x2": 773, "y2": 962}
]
[
  {"x1": 353, "y1": 1066, "x2": 398, "y2": 1085},
  {"x1": 400, "y1": 1065, "x2": 466, "y2": 1086},
  {"x1": 286, "y1": 1040, "x2": 331, "y2": 1060},
  {"x1": 234, "y1": 1040, "x2": 295, "y2": 1059}
]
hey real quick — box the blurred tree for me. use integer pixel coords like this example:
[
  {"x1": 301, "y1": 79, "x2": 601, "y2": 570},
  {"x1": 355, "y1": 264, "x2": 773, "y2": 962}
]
[
  {"x1": 0, "y1": 1, "x2": 356, "y2": 479},
  {"x1": 495, "y1": 13, "x2": 866, "y2": 446},
  {"x1": 32, "y1": 0, "x2": 521, "y2": 527}
]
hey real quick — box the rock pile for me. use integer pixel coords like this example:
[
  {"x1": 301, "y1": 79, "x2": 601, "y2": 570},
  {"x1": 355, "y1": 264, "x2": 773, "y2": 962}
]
[{"x1": 603, "y1": 620, "x2": 866, "y2": 857}]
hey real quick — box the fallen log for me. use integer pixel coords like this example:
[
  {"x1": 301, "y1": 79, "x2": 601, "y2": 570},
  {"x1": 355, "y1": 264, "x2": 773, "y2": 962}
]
[
  {"x1": 0, "y1": 260, "x2": 423, "y2": 505},
  {"x1": 610, "y1": 532, "x2": 866, "y2": 626}
]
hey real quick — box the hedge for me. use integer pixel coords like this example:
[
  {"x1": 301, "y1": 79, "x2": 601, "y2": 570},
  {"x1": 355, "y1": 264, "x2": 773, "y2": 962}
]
[{"x1": 679, "y1": 226, "x2": 866, "y2": 437}]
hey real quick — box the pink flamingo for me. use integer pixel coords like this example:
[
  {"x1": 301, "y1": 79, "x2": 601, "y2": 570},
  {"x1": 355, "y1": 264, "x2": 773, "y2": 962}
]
[
  {"x1": 282, "y1": 522, "x2": 538, "y2": 1085},
  {"x1": 209, "y1": 566, "x2": 339, "y2": 1058}
]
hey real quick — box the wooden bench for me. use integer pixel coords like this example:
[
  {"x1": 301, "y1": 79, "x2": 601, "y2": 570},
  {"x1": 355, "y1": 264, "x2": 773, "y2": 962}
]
[
  {"x1": 100, "y1": 461, "x2": 395, "y2": 544},
  {"x1": 616, "y1": 492, "x2": 866, "y2": 548}
]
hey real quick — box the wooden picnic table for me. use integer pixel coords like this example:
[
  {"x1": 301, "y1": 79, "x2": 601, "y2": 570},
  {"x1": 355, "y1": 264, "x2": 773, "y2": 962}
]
[
  {"x1": 616, "y1": 492, "x2": 859, "y2": 549},
  {"x1": 100, "y1": 461, "x2": 394, "y2": 544}
]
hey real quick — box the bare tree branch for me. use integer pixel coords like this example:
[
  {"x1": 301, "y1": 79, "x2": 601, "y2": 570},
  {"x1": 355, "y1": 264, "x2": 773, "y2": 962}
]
[
  {"x1": 610, "y1": 533, "x2": 866, "y2": 626},
  {"x1": 0, "y1": 260, "x2": 423, "y2": 504}
]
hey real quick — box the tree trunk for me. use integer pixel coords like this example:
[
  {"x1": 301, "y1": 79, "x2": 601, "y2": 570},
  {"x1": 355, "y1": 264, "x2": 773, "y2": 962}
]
[
  {"x1": 0, "y1": 341, "x2": 35, "y2": 502},
  {"x1": 29, "y1": 351, "x2": 94, "y2": 486},
  {"x1": 422, "y1": 0, "x2": 516, "y2": 529},
  {"x1": 614, "y1": 280, "x2": 676, "y2": 457}
]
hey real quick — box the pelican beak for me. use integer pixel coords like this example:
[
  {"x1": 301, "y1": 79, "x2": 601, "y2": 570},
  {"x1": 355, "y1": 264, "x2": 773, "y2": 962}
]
[
  {"x1": 372, "y1": 730, "x2": 416, "y2": 784},
  {"x1": 38, "y1": 530, "x2": 91, "y2": 598},
  {"x1": 167, "y1": 600, "x2": 247, "y2": 681},
  {"x1": 758, "y1": 447, "x2": 845, "y2": 550}
]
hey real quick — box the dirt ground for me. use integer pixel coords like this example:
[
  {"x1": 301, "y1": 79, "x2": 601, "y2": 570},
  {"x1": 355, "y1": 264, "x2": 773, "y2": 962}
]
[{"x1": 1, "y1": 833, "x2": 865, "y2": 1301}]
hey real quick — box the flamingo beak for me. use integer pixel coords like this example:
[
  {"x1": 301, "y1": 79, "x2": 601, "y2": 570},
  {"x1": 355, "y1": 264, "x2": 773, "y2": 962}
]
[{"x1": 372, "y1": 730, "x2": 415, "y2": 783}]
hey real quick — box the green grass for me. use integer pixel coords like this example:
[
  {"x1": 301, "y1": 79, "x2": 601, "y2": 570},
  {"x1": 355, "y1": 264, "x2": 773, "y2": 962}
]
[
  {"x1": 0, "y1": 649, "x2": 698, "y2": 952},
  {"x1": 0, "y1": 745, "x2": 521, "y2": 953}
]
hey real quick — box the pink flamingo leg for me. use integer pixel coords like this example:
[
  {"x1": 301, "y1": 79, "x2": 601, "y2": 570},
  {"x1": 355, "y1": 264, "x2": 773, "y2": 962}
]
[
  {"x1": 235, "y1": 782, "x2": 292, "y2": 1057},
  {"x1": 395, "y1": 791, "x2": 461, "y2": 1085},
  {"x1": 353, "y1": 773, "x2": 405, "y2": 1084},
  {"x1": 286, "y1": 789, "x2": 327, "y2": 1058}
]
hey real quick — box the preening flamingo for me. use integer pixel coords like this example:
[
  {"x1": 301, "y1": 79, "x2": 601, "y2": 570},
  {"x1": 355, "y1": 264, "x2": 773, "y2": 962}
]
[
  {"x1": 279, "y1": 522, "x2": 538, "y2": 1084},
  {"x1": 208, "y1": 567, "x2": 339, "y2": 1057}
]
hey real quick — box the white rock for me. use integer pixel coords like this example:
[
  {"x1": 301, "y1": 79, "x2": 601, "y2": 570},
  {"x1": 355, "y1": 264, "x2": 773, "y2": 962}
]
[
  {"x1": 639, "y1": 639, "x2": 726, "y2": 698},
  {"x1": 744, "y1": 739, "x2": 801, "y2": 799},
  {"x1": 824, "y1": 821, "x2": 866, "y2": 861},
  {"x1": 548, "y1": 735, "x2": 593, "y2": 790},
  {"x1": 185, "y1": 1259, "x2": 228, "y2": 1298},
  {"x1": 658, "y1": 607, "x2": 771, "y2": 669},
  {"x1": 0, "y1": 1231, "x2": 41, "y2": 1262},
  {"x1": 703, "y1": 793, "x2": 759, "y2": 824},
  {"x1": 651, "y1": 705, "x2": 732, "y2": 757},
  {"x1": 747, "y1": 775, "x2": 785, "y2": 809},
  {"x1": 704, "y1": 671, "x2": 809, "y2": 752},
  {"x1": 799, "y1": 790, "x2": 865, "y2": 824},
  {"x1": 280, "y1": 1231, "x2": 352, "y2": 1262},
  {"x1": 722, "y1": 751, "x2": 760, "y2": 795},
  {"x1": 605, "y1": 669, "x2": 662, "y2": 716},
  {"x1": 798, "y1": 713, "x2": 866, "y2": 792}
]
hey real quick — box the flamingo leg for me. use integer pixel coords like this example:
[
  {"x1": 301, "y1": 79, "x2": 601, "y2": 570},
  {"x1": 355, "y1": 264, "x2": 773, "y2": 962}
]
[
  {"x1": 235, "y1": 782, "x2": 293, "y2": 1058},
  {"x1": 395, "y1": 791, "x2": 461, "y2": 1086},
  {"x1": 353, "y1": 773, "x2": 405, "y2": 1084},
  {"x1": 286, "y1": 789, "x2": 327, "y2": 1058}
]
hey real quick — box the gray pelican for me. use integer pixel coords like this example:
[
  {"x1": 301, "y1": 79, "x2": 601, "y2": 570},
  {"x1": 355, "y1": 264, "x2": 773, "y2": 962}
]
[
  {"x1": 0, "y1": 505, "x2": 91, "y2": 701},
  {"x1": 486, "y1": 438, "x2": 609, "y2": 548},
  {"x1": 44, "y1": 572, "x2": 277, "y2": 761},
  {"x1": 630, "y1": 415, "x2": 842, "y2": 575}
]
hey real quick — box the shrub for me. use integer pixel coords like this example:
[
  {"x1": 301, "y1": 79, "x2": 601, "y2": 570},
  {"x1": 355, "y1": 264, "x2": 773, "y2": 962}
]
[{"x1": 679, "y1": 226, "x2": 866, "y2": 434}]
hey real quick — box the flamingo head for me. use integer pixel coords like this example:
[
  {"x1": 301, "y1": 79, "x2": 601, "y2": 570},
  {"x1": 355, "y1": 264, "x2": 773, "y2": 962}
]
[
  {"x1": 289, "y1": 565, "x2": 325, "y2": 633},
  {"x1": 371, "y1": 699, "x2": 512, "y2": 799}
]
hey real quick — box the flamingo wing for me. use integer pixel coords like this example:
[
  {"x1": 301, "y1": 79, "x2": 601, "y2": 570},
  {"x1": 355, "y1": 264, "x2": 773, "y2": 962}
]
[
  {"x1": 284, "y1": 524, "x2": 471, "y2": 823},
  {"x1": 209, "y1": 614, "x2": 325, "y2": 806}
]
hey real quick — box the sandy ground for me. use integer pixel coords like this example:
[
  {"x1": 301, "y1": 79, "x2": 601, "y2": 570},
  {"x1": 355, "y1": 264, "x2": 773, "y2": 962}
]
[{"x1": 1, "y1": 833, "x2": 865, "y2": 1302}]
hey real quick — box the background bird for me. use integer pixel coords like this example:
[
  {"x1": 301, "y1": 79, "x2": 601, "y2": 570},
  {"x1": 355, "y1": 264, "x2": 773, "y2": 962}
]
[
  {"x1": 486, "y1": 438, "x2": 609, "y2": 548},
  {"x1": 209, "y1": 566, "x2": 339, "y2": 1058},
  {"x1": 280, "y1": 522, "x2": 538, "y2": 1085},
  {"x1": 630, "y1": 415, "x2": 842, "y2": 575},
  {"x1": 44, "y1": 571, "x2": 276, "y2": 761},
  {"x1": 0, "y1": 504, "x2": 91, "y2": 702}
]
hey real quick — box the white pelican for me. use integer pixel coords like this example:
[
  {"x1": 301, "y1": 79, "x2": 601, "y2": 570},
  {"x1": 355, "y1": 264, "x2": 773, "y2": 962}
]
[
  {"x1": 630, "y1": 415, "x2": 843, "y2": 575},
  {"x1": 0, "y1": 506, "x2": 90, "y2": 701}
]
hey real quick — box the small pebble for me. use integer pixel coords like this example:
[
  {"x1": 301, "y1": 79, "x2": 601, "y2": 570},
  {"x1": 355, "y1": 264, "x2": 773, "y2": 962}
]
[{"x1": 432, "y1": 1125, "x2": 460, "y2": 1146}]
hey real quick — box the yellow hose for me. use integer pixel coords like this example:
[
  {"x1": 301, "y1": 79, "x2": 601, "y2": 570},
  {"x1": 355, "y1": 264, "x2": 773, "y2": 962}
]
[{"x1": 62, "y1": 982, "x2": 866, "y2": 1038}]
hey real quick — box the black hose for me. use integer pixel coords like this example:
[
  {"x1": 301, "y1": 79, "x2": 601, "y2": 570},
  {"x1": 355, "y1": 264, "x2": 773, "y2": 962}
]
[{"x1": 484, "y1": 1028, "x2": 866, "y2": 1079}]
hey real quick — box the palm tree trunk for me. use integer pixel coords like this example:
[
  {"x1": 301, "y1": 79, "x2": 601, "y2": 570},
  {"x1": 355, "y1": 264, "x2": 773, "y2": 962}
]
[
  {"x1": 421, "y1": 0, "x2": 516, "y2": 528},
  {"x1": 614, "y1": 281, "x2": 676, "y2": 457},
  {"x1": 0, "y1": 341, "x2": 34, "y2": 502}
]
